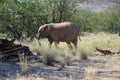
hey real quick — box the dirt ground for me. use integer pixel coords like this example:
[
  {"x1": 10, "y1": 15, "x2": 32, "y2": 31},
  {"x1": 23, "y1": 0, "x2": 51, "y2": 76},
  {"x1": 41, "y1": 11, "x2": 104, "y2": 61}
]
[{"x1": 0, "y1": 53, "x2": 120, "y2": 80}]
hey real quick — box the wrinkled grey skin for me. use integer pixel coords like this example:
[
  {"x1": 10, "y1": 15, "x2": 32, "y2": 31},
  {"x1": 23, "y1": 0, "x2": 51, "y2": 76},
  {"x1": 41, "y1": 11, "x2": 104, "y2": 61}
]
[{"x1": 37, "y1": 22, "x2": 81, "y2": 49}]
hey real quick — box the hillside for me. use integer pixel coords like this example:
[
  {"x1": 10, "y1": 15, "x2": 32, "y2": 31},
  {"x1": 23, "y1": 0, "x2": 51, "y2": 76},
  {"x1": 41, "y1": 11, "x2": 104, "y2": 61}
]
[{"x1": 76, "y1": 0, "x2": 120, "y2": 12}]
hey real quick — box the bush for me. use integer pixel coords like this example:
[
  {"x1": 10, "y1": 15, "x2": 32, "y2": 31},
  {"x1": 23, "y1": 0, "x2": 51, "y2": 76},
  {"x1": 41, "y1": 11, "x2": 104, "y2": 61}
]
[
  {"x1": 70, "y1": 6, "x2": 120, "y2": 34},
  {"x1": 77, "y1": 49, "x2": 88, "y2": 60},
  {"x1": 41, "y1": 49, "x2": 58, "y2": 66}
]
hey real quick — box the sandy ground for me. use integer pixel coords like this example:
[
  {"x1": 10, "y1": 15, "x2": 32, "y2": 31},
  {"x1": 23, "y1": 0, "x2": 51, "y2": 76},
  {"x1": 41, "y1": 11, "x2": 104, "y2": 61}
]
[{"x1": 0, "y1": 53, "x2": 120, "y2": 80}]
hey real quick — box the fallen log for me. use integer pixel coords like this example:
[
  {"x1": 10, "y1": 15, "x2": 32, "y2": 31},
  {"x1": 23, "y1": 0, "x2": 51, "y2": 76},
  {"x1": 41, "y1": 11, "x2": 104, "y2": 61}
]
[
  {"x1": 0, "y1": 46, "x2": 29, "y2": 55},
  {"x1": 0, "y1": 38, "x2": 32, "y2": 61},
  {"x1": 96, "y1": 47, "x2": 115, "y2": 55}
]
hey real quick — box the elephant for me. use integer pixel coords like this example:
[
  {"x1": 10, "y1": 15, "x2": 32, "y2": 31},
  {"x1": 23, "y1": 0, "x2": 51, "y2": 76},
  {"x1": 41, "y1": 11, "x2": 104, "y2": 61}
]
[{"x1": 37, "y1": 22, "x2": 81, "y2": 49}]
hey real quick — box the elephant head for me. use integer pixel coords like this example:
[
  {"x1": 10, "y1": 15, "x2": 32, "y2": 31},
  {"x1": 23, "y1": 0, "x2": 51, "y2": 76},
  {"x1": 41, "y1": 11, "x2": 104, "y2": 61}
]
[{"x1": 37, "y1": 24, "x2": 53, "y2": 46}]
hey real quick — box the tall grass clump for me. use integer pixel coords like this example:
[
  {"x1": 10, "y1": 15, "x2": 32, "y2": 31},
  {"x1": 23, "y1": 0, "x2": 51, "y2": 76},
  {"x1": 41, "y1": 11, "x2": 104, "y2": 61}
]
[
  {"x1": 18, "y1": 53, "x2": 28, "y2": 72},
  {"x1": 85, "y1": 67, "x2": 96, "y2": 80},
  {"x1": 80, "y1": 51, "x2": 88, "y2": 60},
  {"x1": 58, "y1": 50, "x2": 73, "y2": 66},
  {"x1": 37, "y1": 48, "x2": 63, "y2": 66},
  {"x1": 77, "y1": 48, "x2": 89, "y2": 60},
  {"x1": 34, "y1": 47, "x2": 73, "y2": 67},
  {"x1": 42, "y1": 48, "x2": 58, "y2": 66}
]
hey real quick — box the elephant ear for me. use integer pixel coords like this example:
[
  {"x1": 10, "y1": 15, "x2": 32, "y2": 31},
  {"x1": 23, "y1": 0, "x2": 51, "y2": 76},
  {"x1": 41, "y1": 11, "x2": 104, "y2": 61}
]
[{"x1": 44, "y1": 24, "x2": 53, "y2": 31}]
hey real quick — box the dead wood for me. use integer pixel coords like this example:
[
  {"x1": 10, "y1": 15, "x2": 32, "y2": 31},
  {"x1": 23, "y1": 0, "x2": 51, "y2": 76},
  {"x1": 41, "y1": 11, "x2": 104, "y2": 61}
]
[
  {"x1": 0, "y1": 46, "x2": 27, "y2": 55},
  {"x1": 96, "y1": 47, "x2": 116, "y2": 55},
  {"x1": 0, "y1": 38, "x2": 32, "y2": 61}
]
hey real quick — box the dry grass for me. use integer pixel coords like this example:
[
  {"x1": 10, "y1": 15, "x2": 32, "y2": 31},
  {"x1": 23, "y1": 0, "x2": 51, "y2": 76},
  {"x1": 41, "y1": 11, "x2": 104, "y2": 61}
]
[
  {"x1": 35, "y1": 47, "x2": 73, "y2": 66},
  {"x1": 77, "y1": 49, "x2": 89, "y2": 60},
  {"x1": 78, "y1": 33, "x2": 120, "y2": 52},
  {"x1": 17, "y1": 32, "x2": 120, "y2": 80},
  {"x1": 57, "y1": 50, "x2": 73, "y2": 66},
  {"x1": 18, "y1": 53, "x2": 28, "y2": 72},
  {"x1": 19, "y1": 32, "x2": 120, "y2": 67},
  {"x1": 21, "y1": 32, "x2": 120, "y2": 53},
  {"x1": 85, "y1": 67, "x2": 96, "y2": 80},
  {"x1": 15, "y1": 76, "x2": 45, "y2": 80},
  {"x1": 41, "y1": 48, "x2": 58, "y2": 66}
]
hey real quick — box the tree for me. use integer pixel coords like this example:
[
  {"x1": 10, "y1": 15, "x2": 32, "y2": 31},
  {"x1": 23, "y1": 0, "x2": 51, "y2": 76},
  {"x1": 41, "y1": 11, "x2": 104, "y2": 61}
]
[
  {"x1": 70, "y1": 9, "x2": 93, "y2": 32},
  {"x1": 47, "y1": 0, "x2": 78, "y2": 23},
  {"x1": 105, "y1": 6, "x2": 120, "y2": 34},
  {"x1": 0, "y1": 0, "x2": 78, "y2": 40},
  {"x1": 0, "y1": 0, "x2": 49, "y2": 40}
]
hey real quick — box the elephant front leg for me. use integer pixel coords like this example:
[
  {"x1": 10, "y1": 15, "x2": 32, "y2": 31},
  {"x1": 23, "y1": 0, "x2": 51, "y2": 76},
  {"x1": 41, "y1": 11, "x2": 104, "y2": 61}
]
[
  {"x1": 72, "y1": 37, "x2": 78, "y2": 49},
  {"x1": 50, "y1": 33, "x2": 59, "y2": 48},
  {"x1": 48, "y1": 40, "x2": 53, "y2": 49},
  {"x1": 54, "y1": 41, "x2": 59, "y2": 48}
]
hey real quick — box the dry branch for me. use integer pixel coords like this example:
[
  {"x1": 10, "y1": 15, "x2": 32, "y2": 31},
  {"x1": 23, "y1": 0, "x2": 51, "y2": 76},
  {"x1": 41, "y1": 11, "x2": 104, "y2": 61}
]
[{"x1": 96, "y1": 47, "x2": 115, "y2": 55}]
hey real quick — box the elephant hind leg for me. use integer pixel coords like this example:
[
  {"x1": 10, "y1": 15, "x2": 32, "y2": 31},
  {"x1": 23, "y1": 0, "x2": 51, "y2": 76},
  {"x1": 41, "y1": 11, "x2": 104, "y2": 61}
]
[
  {"x1": 66, "y1": 42, "x2": 73, "y2": 49},
  {"x1": 72, "y1": 37, "x2": 78, "y2": 49}
]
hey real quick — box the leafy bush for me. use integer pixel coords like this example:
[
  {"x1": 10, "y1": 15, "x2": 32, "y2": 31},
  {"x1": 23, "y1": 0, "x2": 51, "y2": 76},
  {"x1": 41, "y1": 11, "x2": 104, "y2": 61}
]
[
  {"x1": 0, "y1": 0, "x2": 77, "y2": 40},
  {"x1": 1, "y1": 0, "x2": 119, "y2": 40},
  {"x1": 70, "y1": 6, "x2": 120, "y2": 33},
  {"x1": 104, "y1": 6, "x2": 120, "y2": 33}
]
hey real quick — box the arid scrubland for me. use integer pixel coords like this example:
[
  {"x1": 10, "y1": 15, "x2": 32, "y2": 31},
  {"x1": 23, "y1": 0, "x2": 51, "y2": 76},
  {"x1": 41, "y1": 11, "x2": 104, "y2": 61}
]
[{"x1": 5, "y1": 32, "x2": 119, "y2": 80}]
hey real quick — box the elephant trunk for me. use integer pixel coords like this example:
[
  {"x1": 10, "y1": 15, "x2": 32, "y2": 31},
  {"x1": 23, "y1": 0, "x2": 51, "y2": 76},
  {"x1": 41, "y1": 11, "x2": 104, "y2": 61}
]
[
  {"x1": 38, "y1": 39, "x2": 41, "y2": 46},
  {"x1": 36, "y1": 33, "x2": 41, "y2": 46}
]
